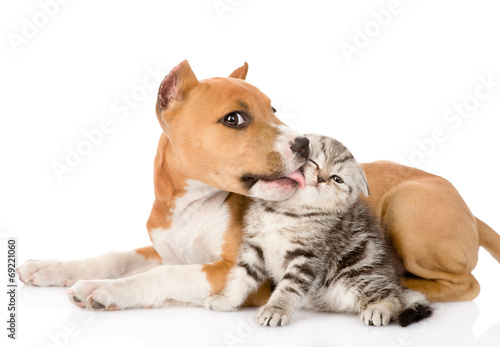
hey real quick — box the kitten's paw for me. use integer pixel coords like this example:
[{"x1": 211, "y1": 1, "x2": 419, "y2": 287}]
[
  {"x1": 257, "y1": 305, "x2": 291, "y2": 327},
  {"x1": 204, "y1": 294, "x2": 238, "y2": 312},
  {"x1": 360, "y1": 302, "x2": 393, "y2": 327}
]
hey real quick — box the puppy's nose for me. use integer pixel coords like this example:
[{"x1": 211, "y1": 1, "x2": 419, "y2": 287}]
[{"x1": 290, "y1": 137, "x2": 310, "y2": 159}]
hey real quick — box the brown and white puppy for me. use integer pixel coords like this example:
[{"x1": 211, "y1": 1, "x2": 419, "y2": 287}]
[
  {"x1": 17, "y1": 61, "x2": 309, "y2": 309},
  {"x1": 17, "y1": 61, "x2": 500, "y2": 308}
]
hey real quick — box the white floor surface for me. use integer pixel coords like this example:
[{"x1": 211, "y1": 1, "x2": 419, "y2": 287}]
[{"x1": 5, "y1": 249, "x2": 500, "y2": 347}]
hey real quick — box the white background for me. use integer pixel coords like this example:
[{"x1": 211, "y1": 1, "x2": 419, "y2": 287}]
[{"x1": 1, "y1": 0, "x2": 500, "y2": 346}]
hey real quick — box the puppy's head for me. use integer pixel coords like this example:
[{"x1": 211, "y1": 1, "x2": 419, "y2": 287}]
[{"x1": 156, "y1": 60, "x2": 309, "y2": 201}]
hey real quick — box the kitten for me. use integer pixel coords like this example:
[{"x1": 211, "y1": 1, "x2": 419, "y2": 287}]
[{"x1": 205, "y1": 134, "x2": 432, "y2": 327}]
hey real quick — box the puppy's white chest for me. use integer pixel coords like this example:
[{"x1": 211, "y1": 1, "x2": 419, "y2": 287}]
[{"x1": 150, "y1": 180, "x2": 230, "y2": 265}]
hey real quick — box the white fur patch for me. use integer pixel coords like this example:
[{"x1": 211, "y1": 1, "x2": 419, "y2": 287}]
[
  {"x1": 150, "y1": 180, "x2": 230, "y2": 265},
  {"x1": 311, "y1": 280, "x2": 359, "y2": 314}
]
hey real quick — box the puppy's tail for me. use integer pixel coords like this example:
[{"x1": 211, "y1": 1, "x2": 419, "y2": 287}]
[
  {"x1": 397, "y1": 290, "x2": 433, "y2": 327},
  {"x1": 477, "y1": 218, "x2": 500, "y2": 263}
]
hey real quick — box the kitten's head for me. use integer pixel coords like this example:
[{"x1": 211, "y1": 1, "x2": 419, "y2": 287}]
[{"x1": 285, "y1": 134, "x2": 369, "y2": 212}]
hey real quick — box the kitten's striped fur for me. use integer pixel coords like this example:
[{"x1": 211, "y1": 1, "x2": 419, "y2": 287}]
[{"x1": 205, "y1": 134, "x2": 432, "y2": 327}]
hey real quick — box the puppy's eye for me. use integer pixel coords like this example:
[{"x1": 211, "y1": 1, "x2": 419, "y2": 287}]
[
  {"x1": 272, "y1": 106, "x2": 277, "y2": 113},
  {"x1": 331, "y1": 175, "x2": 344, "y2": 184},
  {"x1": 221, "y1": 112, "x2": 247, "y2": 128}
]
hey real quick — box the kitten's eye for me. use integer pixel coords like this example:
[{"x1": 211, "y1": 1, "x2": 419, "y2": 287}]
[
  {"x1": 221, "y1": 112, "x2": 247, "y2": 128},
  {"x1": 331, "y1": 175, "x2": 344, "y2": 184}
]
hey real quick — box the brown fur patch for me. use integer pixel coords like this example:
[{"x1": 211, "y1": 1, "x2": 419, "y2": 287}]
[
  {"x1": 134, "y1": 246, "x2": 163, "y2": 264},
  {"x1": 243, "y1": 281, "x2": 272, "y2": 307},
  {"x1": 146, "y1": 134, "x2": 187, "y2": 233},
  {"x1": 202, "y1": 194, "x2": 273, "y2": 305},
  {"x1": 202, "y1": 193, "x2": 249, "y2": 294}
]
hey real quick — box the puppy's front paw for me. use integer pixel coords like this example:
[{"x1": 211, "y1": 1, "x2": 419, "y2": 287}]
[
  {"x1": 257, "y1": 305, "x2": 291, "y2": 327},
  {"x1": 67, "y1": 280, "x2": 123, "y2": 311},
  {"x1": 17, "y1": 259, "x2": 76, "y2": 287},
  {"x1": 204, "y1": 294, "x2": 238, "y2": 312}
]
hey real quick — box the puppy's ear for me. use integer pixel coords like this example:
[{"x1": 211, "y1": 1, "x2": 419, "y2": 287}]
[
  {"x1": 157, "y1": 60, "x2": 199, "y2": 112},
  {"x1": 228, "y1": 62, "x2": 248, "y2": 80}
]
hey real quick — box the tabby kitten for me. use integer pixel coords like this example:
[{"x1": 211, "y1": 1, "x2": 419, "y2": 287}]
[{"x1": 205, "y1": 134, "x2": 432, "y2": 327}]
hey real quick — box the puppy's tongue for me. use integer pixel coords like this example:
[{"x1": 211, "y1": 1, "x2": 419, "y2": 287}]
[{"x1": 285, "y1": 170, "x2": 306, "y2": 189}]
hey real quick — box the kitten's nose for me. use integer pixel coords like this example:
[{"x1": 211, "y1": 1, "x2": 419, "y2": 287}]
[
  {"x1": 317, "y1": 175, "x2": 327, "y2": 184},
  {"x1": 290, "y1": 137, "x2": 310, "y2": 160}
]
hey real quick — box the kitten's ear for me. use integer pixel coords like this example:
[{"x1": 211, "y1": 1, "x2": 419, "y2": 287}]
[{"x1": 359, "y1": 169, "x2": 370, "y2": 197}]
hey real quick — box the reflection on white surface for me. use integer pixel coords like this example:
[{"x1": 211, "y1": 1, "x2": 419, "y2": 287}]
[{"x1": 8, "y1": 283, "x2": 500, "y2": 347}]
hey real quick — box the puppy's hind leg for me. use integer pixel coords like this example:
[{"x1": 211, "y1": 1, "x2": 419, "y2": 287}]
[
  {"x1": 400, "y1": 273, "x2": 480, "y2": 303},
  {"x1": 380, "y1": 180, "x2": 481, "y2": 302}
]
